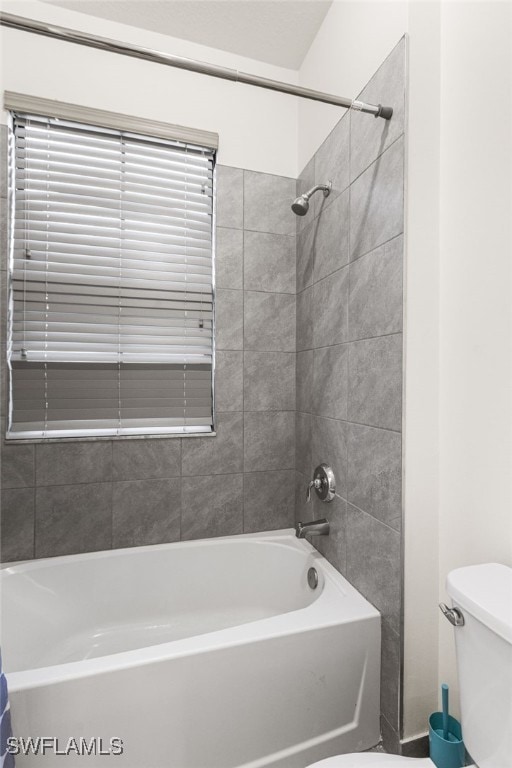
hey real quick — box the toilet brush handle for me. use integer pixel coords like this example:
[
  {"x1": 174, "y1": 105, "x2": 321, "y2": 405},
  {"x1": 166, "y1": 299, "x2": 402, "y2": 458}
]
[{"x1": 442, "y1": 683, "x2": 449, "y2": 740}]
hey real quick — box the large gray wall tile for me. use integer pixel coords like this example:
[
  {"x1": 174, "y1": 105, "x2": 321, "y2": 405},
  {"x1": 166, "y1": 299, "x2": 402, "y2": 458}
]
[
  {"x1": 295, "y1": 471, "x2": 313, "y2": 525},
  {"x1": 1, "y1": 488, "x2": 34, "y2": 562},
  {"x1": 295, "y1": 411, "x2": 312, "y2": 477},
  {"x1": 35, "y1": 482, "x2": 112, "y2": 558},
  {"x1": 296, "y1": 350, "x2": 313, "y2": 414},
  {"x1": 35, "y1": 441, "x2": 112, "y2": 486},
  {"x1": 215, "y1": 351, "x2": 243, "y2": 412},
  {"x1": 381, "y1": 618, "x2": 400, "y2": 731},
  {"x1": 312, "y1": 493, "x2": 347, "y2": 575},
  {"x1": 347, "y1": 423, "x2": 402, "y2": 531},
  {"x1": 312, "y1": 416, "x2": 348, "y2": 500},
  {"x1": 315, "y1": 114, "x2": 350, "y2": 208},
  {"x1": 182, "y1": 411, "x2": 243, "y2": 476},
  {"x1": 244, "y1": 171, "x2": 296, "y2": 235},
  {"x1": 244, "y1": 351, "x2": 295, "y2": 411},
  {"x1": 112, "y1": 478, "x2": 180, "y2": 548},
  {"x1": 296, "y1": 218, "x2": 316, "y2": 292},
  {"x1": 113, "y1": 439, "x2": 181, "y2": 481},
  {"x1": 314, "y1": 190, "x2": 350, "y2": 282},
  {"x1": 313, "y1": 266, "x2": 349, "y2": 348},
  {"x1": 244, "y1": 411, "x2": 295, "y2": 472},
  {"x1": 348, "y1": 334, "x2": 402, "y2": 431},
  {"x1": 349, "y1": 236, "x2": 403, "y2": 341},
  {"x1": 1, "y1": 442, "x2": 35, "y2": 488},
  {"x1": 216, "y1": 289, "x2": 243, "y2": 350},
  {"x1": 350, "y1": 137, "x2": 404, "y2": 260},
  {"x1": 351, "y1": 38, "x2": 406, "y2": 182},
  {"x1": 345, "y1": 503, "x2": 401, "y2": 634},
  {"x1": 216, "y1": 166, "x2": 243, "y2": 229},
  {"x1": 216, "y1": 227, "x2": 243, "y2": 289},
  {"x1": 243, "y1": 469, "x2": 295, "y2": 533},
  {"x1": 244, "y1": 231, "x2": 295, "y2": 294},
  {"x1": 296, "y1": 287, "x2": 313, "y2": 351},
  {"x1": 381, "y1": 714, "x2": 401, "y2": 755},
  {"x1": 181, "y1": 473, "x2": 243, "y2": 540},
  {"x1": 244, "y1": 291, "x2": 295, "y2": 352},
  {"x1": 313, "y1": 344, "x2": 348, "y2": 420}
]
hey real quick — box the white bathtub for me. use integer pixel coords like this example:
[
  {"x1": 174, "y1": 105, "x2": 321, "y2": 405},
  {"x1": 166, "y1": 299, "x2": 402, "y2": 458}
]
[{"x1": 1, "y1": 530, "x2": 380, "y2": 767}]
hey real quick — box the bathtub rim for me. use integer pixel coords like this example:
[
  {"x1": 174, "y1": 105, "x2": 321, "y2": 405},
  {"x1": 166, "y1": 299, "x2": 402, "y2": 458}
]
[{"x1": 2, "y1": 529, "x2": 380, "y2": 693}]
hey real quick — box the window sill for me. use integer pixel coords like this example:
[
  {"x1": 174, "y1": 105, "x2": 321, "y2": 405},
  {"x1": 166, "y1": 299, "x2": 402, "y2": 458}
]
[{"x1": 4, "y1": 431, "x2": 217, "y2": 445}]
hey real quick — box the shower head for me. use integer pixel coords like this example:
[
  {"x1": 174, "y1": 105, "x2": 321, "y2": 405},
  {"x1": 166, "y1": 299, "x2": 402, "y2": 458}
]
[
  {"x1": 291, "y1": 196, "x2": 310, "y2": 216},
  {"x1": 291, "y1": 182, "x2": 331, "y2": 216}
]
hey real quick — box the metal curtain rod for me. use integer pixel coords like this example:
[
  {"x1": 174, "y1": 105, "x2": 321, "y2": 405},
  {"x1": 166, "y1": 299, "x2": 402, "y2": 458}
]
[{"x1": 0, "y1": 12, "x2": 393, "y2": 120}]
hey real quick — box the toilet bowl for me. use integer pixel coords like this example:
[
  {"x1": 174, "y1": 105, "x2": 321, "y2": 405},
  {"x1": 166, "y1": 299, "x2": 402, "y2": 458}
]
[
  {"x1": 307, "y1": 755, "x2": 433, "y2": 767},
  {"x1": 308, "y1": 563, "x2": 512, "y2": 768}
]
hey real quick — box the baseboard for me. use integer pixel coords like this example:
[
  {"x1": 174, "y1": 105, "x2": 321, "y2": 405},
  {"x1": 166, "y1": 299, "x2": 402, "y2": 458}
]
[{"x1": 400, "y1": 733, "x2": 429, "y2": 757}]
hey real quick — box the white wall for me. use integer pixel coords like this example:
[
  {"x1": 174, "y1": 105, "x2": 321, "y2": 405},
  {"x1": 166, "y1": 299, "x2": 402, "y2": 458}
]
[
  {"x1": 0, "y1": 0, "x2": 299, "y2": 176},
  {"x1": 437, "y1": 0, "x2": 512, "y2": 708},
  {"x1": 401, "y1": 0, "x2": 442, "y2": 740},
  {"x1": 404, "y1": 0, "x2": 512, "y2": 741}
]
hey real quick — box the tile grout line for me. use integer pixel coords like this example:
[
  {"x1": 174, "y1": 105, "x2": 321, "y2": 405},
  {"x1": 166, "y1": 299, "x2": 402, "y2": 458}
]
[
  {"x1": 296, "y1": 230, "x2": 405, "y2": 296},
  {"x1": 346, "y1": 499, "x2": 402, "y2": 536},
  {"x1": 296, "y1": 329, "x2": 403, "y2": 355},
  {"x1": 295, "y1": 411, "x2": 402, "y2": 436}
]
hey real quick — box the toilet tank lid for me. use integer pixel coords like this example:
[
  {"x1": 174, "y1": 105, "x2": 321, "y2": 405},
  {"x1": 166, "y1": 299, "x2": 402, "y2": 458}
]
[{"x1": 447, "y1": 563, "x2": 512, "y2": 644}]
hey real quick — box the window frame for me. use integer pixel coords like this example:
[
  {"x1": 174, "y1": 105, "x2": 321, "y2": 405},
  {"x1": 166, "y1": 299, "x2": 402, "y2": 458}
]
[{"x1": 4, "y1": 95, "x2": 218, "y2": 442}]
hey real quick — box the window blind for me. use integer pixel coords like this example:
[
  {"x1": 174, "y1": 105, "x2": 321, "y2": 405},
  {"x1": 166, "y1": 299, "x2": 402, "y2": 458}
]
[{"x1": 8, "y1": 112, "x2": 215, "y2": 439}]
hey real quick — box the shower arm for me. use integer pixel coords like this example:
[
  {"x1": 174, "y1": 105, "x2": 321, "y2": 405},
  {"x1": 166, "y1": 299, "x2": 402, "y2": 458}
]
[
  {"x1": 303, "y1": 183, "x2": 331, "y2": 200},
  {"x1": 0, "y1": 12, "x2": 393, "y2": 120}
]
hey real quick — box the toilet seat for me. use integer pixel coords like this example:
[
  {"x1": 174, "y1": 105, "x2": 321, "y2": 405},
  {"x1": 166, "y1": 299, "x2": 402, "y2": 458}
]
[{"x1": 307, "y1": 755, "x2": 434, "y2": 767}]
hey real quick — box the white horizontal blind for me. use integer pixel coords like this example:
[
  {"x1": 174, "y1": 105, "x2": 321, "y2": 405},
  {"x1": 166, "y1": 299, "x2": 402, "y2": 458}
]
[{"x1": 8, "y1": 112, "x2": 215, "y2": 439}]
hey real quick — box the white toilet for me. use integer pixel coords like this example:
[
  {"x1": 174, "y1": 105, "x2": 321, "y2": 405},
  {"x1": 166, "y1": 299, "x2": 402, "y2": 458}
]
[{"x1": 307, "y1": 563, "x2": 512, "y2": 768}]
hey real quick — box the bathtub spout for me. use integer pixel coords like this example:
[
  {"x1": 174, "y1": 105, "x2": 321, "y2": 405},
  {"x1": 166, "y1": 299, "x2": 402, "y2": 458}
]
[{"x1": 295, "y1": 519, "x2": 330, "y2": 538}]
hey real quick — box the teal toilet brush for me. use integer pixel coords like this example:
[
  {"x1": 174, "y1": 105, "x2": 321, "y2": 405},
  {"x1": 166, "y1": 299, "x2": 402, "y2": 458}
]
[{"x1": 429, "y1": 684, "x2": 465, "y2": 768}]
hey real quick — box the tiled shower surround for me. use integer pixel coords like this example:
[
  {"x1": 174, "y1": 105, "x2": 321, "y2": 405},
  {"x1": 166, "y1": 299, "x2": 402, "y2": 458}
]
[
  {"x1": 0, "y1": 37, "x2": 406, "y2": 753},
  {"x1": 295, "y1": 39, "x2": 406, "y2": 751}
]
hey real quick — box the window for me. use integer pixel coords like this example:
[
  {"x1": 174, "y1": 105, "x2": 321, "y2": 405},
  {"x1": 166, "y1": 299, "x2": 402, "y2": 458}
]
[{"x1": 7, "y1": 107, "x2": 216, "y2": 439}]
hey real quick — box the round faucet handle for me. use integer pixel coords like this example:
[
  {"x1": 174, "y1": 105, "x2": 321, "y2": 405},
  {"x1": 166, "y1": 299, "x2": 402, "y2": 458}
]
[{"x1": 306, "y1": 465, "x2": 336, "y2": 503}]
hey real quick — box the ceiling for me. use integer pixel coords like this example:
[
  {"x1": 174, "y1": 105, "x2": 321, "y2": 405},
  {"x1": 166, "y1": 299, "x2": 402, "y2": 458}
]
[{"x1": 39, "y1": 0, "x2": 333, "y2": 69}]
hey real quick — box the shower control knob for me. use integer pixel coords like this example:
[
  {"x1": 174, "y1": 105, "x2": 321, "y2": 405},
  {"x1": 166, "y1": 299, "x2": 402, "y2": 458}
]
[{"x1": 306, "y1": 464, "x2": 336, "y2": 503}]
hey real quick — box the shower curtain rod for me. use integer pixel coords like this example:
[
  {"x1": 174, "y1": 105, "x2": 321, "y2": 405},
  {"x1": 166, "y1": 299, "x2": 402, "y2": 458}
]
[{"x1": 0, "y1": 12, "x2": 393, "y2": 120}]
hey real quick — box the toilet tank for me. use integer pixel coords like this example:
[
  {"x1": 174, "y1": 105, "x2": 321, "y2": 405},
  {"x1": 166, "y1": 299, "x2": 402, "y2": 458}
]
[{"x1": 447, "y1": 563, "x2": 512, "y2": 768}]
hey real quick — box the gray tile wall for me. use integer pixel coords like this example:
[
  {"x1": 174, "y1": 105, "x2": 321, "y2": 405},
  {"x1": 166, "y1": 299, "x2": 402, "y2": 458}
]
[
  {"x1": 0, "y1": 150, "x2": 297, "y2": 562},
  {"x1": 294, "y1": 38, "x2": 406, "y2": 751}
]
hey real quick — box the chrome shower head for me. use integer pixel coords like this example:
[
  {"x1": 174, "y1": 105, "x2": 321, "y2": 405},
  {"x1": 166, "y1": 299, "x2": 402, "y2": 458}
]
[
  {"x1": 291, "y1": 181, "x2": 332, "y2": 216},
  {"x1": 291, "y1": 195, "x2": 310, "y2": 216}
]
